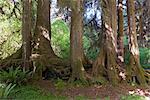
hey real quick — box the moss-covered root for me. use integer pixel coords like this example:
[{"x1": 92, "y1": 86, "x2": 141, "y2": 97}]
[
  {"x1": 126, "y1": 65, "x2": 147, "y2": 87},
  {"x1": 69, "y1": 58, "x2": 88, "y2": 83},
  {"x1": 0, "y1": 47, "x2": 22, "y2": 69}
]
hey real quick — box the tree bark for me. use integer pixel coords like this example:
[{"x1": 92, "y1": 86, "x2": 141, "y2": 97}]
[
  {"x1": 22, "y1": 0, "x2": 32, "y2": 69},
  {"x1": 127, "y1": 0, "x2": 147, "y2": 86},
  {"x1": 70, "y1": 0, "x2": 87, "y2": 82},
  {"x1": 92, "y1": 0, "x2": 120, "y2": 85},
  {"x1": 34, "y1": 0, "x2": 56, "y2": 57},
  {"x1": 117, "y1": 0, "x2": 124, "y2": 67},
  {"x1": 33, "y1": 0, "x2": 57, "y2": 80}
]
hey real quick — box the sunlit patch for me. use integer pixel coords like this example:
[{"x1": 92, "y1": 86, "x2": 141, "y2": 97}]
[
  {"x1": 38, "y1": 26, "x2": 50, "y2": 40},
  {"x1": 129, "y1": 89, "x2": 150, "y2": 99},
  {"x1": 105, "y1": 23, "x2": 117, "y2": 52},
  {"x1": 118, "y1": 56, "x2": 124, "y2": 62},
  {"x1": 119, "y1": 72, "x2": 126, "y2": 80},
  {"x1": 42, "y1": 30, "x2": 50, "y2": 40},
  {"x1": 81, "y1": 67, "x2": 85, "y2": 71},
  {"x1": 118, "y1": 4, "x2": 123, "y2": 8},
  {"x1": 35, "y1": 43, "x2": 39, "y2": 49},
  {"x1": 130, "y1": 46, "x2": 139, "y2": 56}
]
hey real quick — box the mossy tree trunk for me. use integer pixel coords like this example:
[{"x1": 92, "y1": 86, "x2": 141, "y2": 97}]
[
  {"x1": 92, "y1": 0, "x2": 120, "y2": 85},
  {"x1": 117, "y1": 0, "x2": 124, "y2": 67},
  {"x1": 34, "y1": 0, "x2": 56, "y2": 57},
  {"x1": 33, "y1": 0, "x2": 57, "y2": 80},
  {"x1": 127, "y1": 0, "x2": 147, "y2": 86},
  {"x1": 22, "y1": 0, "x2": 32, "y2": 69},
  {"x1": 69, "y1": 0, "x2": 87, "y2": 82}
]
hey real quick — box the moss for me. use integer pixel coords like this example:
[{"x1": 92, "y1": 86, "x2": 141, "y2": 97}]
[{"x1": 69, "y1": 58, "x2": 87, "y2": 83}]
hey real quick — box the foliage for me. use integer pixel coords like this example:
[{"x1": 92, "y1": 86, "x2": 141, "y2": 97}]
[
  {"x1": 83, "y1": 35, "x2": 99, "y2": 60},
  {"x1": 139, "y1": 48, "x2": 150, "y2": 68},
  {"x1": 0, "y1": 83, "x2": 16, "y2": 98},
  {"x1": 0, "y1": 16, "x2": 21, "y2": 59},
  {"x1": 70, "y1": 80, "x2": 89, "y2": 87},
  {"x1": 51, "y1": 19, "x2": 70, "y2": 59},
  {"x1": 124, "y1": 35, "x2": 128, "y2": 46},
  {"x1": 74, "y1": 96, "x2": 89, "y2": 100},
  {"x1": 54, "y1": 78, "x2": 66, "y2": 90},
  {"x1": 0, "y1": 67, "x2": 32, "y2": 85},
  {"x1": 121, "y1": 95, "x2": 145, "y2": 100},
  {"x1": 0, "y1": 0, "x2": 22, "y2": 59},
  {"x1": 9, "y1": 85, "x2": 68, "y2": 100}
]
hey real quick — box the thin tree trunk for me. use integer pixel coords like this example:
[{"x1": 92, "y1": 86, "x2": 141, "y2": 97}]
[
  {"x1": 117, "y1": 0, "x2": 124, "y2": 67},
  {"x1": 22, "y1": 0, "x2": 32, "y2": 69},
  {"x1": 139, "y1": 15, "x2": 144, "y2": 47}
]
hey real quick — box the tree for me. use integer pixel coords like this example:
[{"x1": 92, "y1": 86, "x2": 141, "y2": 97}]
[
  {"x1": 143, "y1": 0, "x2": 150, "y2": 47},
  {"x1": 92, "y1": 0, "x2": 120, "y2": 85},
  {"x1": 126, "y1": 0, "x2": 147, "y2": 86},
  {"x1": 32, "y1": 0, "x2": 57, "y2": 79},
  {"x1": 34, "y1": 0, "x2": 56, "y2": 57},
  {"x1": 57, "y1": 0, "x2": 89, "y2": 82},
  {"x1": 117, "y1": 0, "x2": 124, "y2": 67},
  {"x1": 22, "y1": 0, "x2": 32, "y2": 69},
  {"x1": 70, "y1": 0, "x2": 87, "y2": 82}
]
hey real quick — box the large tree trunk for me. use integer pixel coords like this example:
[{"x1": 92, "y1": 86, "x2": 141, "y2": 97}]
[
  {"x1": 33, "y1": 0, "x2": 57, "y2": 80},
  {"x1": 117, "y1": 0, "x2": 124, "y2": 67},
  {"x1": 127, "y1": 0, "x2": 147, "y2": 86},
  {"x1": 69, "y1": 0, "x2": 87, "y2": 82},
  {"x1": 92, "y1": 0, "x2": 120, "y2": 85},
  {"x1": 34, "y1": 0, "x2": 56, "y2": 57},
  {"x1": 22, "y1": 0, "x2": 32, "y2": 69}
]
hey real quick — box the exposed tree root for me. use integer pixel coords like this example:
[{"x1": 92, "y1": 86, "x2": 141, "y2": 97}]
[
  {"x1": 0, "y1": 47, "x2": 22, "y2": 69},
  {"x1": 126, "y1": 55, "x2": 149, "y2": 86}
]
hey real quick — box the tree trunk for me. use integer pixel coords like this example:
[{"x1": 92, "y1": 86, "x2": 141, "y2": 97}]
[
  {"x1": 139, "y1": 15, "x2": 144, "y2": 47},
  {"x1": 117, "y1": 0, "x2": 124, "y2": 67},
  {"x1": 92, "y1": 0, "x2": 120, "y2": 85},
  {"x1": 69, "y1": 0, "x2": 87, "y2": 82},
  {"x1": 34, "y1": 0, "x2": 56, "y2": 57},
  {"x1": 33, "y1": 0, "x2": 57, "y2": 80},
  {"x1": 127, "y1": 0, "x2": 147, "y2": 86},
  {"x1": 22, "y1": 0, "x2": 32, "y2": 69}
]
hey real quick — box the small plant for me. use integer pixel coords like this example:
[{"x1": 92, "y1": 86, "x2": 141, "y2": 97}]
[
  {"x1": 0, "y1": 66, "x2": 32, "y2": 85},
  {"x1": 70, "y1": 80, "x2": 89, "y2": 87},
  {"x1": 54, "y1": 78, "x2": 66, "y2": 90},
  {"x1": 0, "y1": 83, "x2": 16, "y2": 98},
  {"x1": 9, "y1": 85, "x2": 68, "y2": 100}
]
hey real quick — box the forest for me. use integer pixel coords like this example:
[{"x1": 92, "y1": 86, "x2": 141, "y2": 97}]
[{"x1": 0, "y1": 0, "x2": 150, "y2": 99}]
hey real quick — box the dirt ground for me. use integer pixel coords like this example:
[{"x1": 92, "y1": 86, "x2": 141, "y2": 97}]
[{"x1": 36, "y1": 80, "x2": 150, "y2": 100}]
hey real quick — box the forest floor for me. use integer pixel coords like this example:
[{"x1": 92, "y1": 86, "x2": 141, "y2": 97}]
[{"x1": 35, "y1": 80, "x2": 150, "y2": 100}]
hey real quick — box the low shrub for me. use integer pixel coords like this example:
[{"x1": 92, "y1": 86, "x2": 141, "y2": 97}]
[
  {"x1": 0, "y1": 67, "x2": 32, "y2": 85},
  {"x1": 0, "y1": 83, "x2": 16, "y2": 98}
]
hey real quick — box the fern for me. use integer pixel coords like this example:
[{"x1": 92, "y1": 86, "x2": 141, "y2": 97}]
[
  {"x1": 0, "y1": 67, "x2": 32, "y2": 85},
  {"x1": 0, "y1": 83, "x2": 16, "y2": 98}
]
